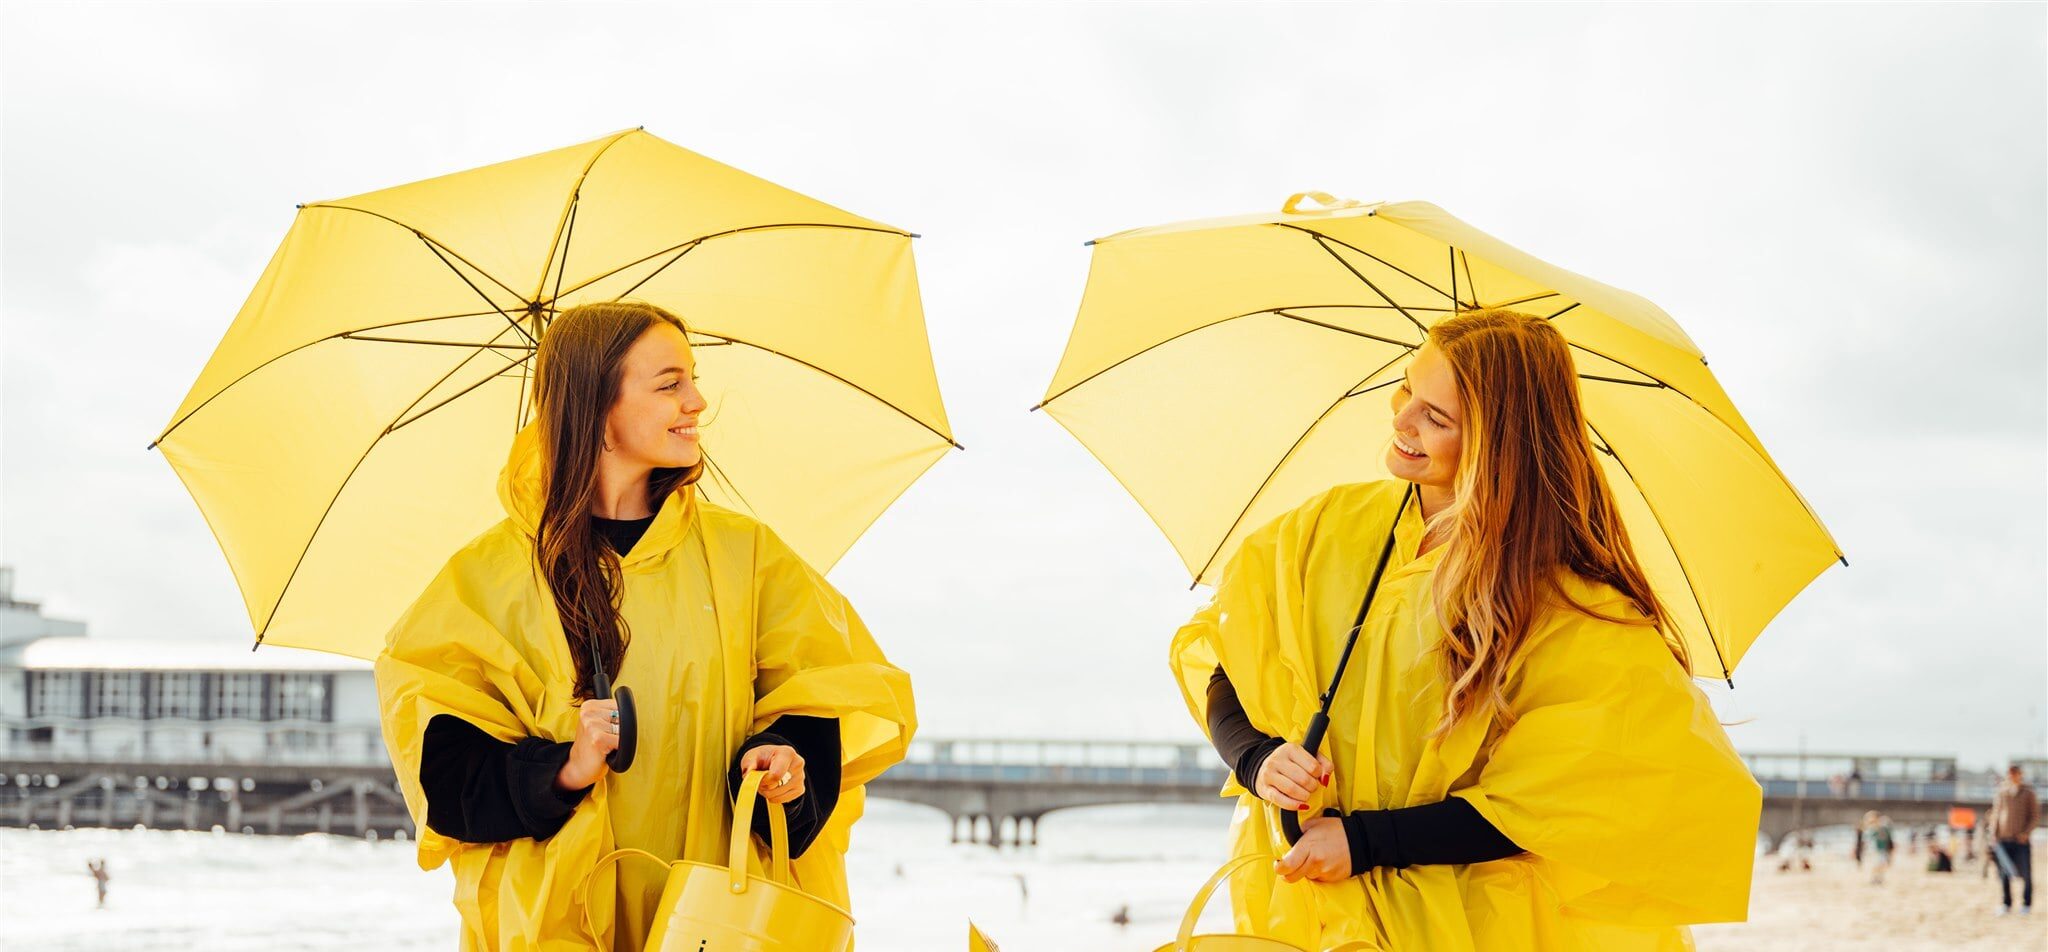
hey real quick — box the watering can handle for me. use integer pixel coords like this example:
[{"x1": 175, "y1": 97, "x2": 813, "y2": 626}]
[
  {"x1": 729, "y1": 769, "x2": 791, "y2": 895},
  {"x1": 577, "y1": 846, "x2": 670, "y2": 947}
]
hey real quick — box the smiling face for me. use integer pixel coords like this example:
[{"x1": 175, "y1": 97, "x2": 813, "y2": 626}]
[
  {"x1": 602, "y1": 322, "x2": 706, "y2": 470},
  {"x1": 1385, "y1": 342, "x2": 1464, "y2": 488}
]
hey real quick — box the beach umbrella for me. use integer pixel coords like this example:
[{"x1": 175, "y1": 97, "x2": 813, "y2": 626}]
[
  {"x1": 153, "y1": 128, "x2": 958, "y2": 663},
  {"x1": 1036, "y1": 192, "x2": 1841, "y2": 685}
]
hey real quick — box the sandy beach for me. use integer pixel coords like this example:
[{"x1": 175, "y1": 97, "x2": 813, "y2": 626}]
[{"x1": 1695, "y1": 846, "x2": 2047, "y2": 951}]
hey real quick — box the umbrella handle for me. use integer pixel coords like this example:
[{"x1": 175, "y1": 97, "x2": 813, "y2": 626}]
[
  {"x1": 588, "y1": 662, "x2": 638, "y2": 774},
  {"x1": 1278, "y1": 712, "x2": 1332, "y2": 845},
  {"x1": 607, "y1": 685, "x2": 638, "y2": 773}
]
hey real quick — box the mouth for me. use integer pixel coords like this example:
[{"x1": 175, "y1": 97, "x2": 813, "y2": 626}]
[
  {"x1": 1392, "y1": 435, "x2": 1427, "y2": 460},
  {"x1": 668, "y1": 424, "x2": 699, "y2": 440}
]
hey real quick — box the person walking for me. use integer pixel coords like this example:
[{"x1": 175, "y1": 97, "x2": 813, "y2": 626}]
[{"x1": 1988, "y1": 763, "x2": 2038, "y2": 917}]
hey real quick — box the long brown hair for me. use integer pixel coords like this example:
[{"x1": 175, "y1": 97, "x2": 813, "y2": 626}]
[
  {"x1": 1422, "y1": 309, "x2": 1686, "y2": 735},
  {"x1": 529, "y1": 301, "x2": 702, "y2": 700}
]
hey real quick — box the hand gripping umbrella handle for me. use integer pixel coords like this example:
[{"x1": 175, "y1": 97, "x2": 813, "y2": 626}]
[
  {"x1": 1278, "y1": 713, "x2": 1331, "y2": 845},
  {"x1": 588, "y1": 663, "x2": 638, "y2": 774}
]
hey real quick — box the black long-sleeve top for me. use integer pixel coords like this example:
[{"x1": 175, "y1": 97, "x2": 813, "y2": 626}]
[
  {"x1": 416, "y1": 512, "x2": 840, "y2": 856},
  {"x1": 1205, "y1": 664, "x2": 1524, "y2": 873}
]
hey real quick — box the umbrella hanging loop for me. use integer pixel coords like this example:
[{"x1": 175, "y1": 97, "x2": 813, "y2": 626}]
[{"x1": 1281, "y1": 192, "x2": 1375, "y2": 216}]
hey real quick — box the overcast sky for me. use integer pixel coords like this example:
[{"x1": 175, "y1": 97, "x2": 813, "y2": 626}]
[{"x1": 3, "y1": 2, "x2": 2042, "y2": 768}]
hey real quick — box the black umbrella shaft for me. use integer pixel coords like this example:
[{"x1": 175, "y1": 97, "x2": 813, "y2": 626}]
[{"x1": 1283, "y1": 482, "x2": 1415, "y2": 844}]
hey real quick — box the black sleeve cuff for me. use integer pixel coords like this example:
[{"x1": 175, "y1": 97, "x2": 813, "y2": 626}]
[
  {"x1": 727, "y1": 716, "x2": 842, "y2": 859},
  {"x1": 420, "y1": 713, "x2": 586, "y2": 844},
  {"x1": 1342, "y1": 797, "x2": 1524, "y2": 871},
  {"x1": 507, "y1": 737, "x2": 585, "y2": 837}
]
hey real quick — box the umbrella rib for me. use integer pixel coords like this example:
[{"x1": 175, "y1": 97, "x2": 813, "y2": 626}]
[
  {"x1": 692, "y1": 331, "x2": 961, "y2": 450},
  {"x1": 1035, "y1": 306, "x2": 1424, "y2": 411},
  {"x1": 1460, "y1": 249, "x2": 1479, "y2": 309},
  {"x1": 547, "y1": 197, "x2": 579, "y2": 311},
  {"x1": 608, "y1": 242, "x2": 701, "y2": 303},
  {"x1": 253, "y1": 326, "x2": 528, "y2": 644},
  {"x1": 1190, "y1": 349, "x2": 1416, "y2": 583},
  {"x1": 1450, "y1": 247, "x2": 1460, "y2": 310},
  {"x1": 149, "y1": 310, "x2": 529, "y2": 450},
  {"x1": 1298, "y1": 232, "x2": 1430, "y2": 336},
  {"x1": 339, "y1": 334, "x2": 534, "y2": 352},
  {"x1": 1273, "y1": 223, "x2": 1457, "y2": 311},
  {"x1": 387, "y1": 341, "x2": 530, "y2": 436},
  {"x1": 1581, "y1": 418, "x2": 1734, "y2": 686},
  {"x1": 551, "y1": 222, "x2": 915, "y2": 301},
  {"x1": 1564, "y1": 343, "x2": 1843, "y2": 556},
  {"x1": 534, "y1": 128, "x2": 639, "y2": 303},
  {"x1": 303, "y1": 203, "x2": 529, "y2": 306},
  {"x1": 1540, "y1": 301, "x2": 1578, "y2": 320},
  {"x1": 412, "y1": 235, "x2": 535, "y2": 347}
]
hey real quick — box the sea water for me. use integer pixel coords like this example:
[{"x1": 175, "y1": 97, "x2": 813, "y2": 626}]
[{"x1": 0, "y1": 800, "x2": 1239, "y2": 950}]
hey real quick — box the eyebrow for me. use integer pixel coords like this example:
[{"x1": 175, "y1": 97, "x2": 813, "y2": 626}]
[
  {"x1": 652, "y1": 365, "x2": 692, "y2": 377},
  {"x1": 1402, "y1": 371, "x2": 1456, "y2": 423}
]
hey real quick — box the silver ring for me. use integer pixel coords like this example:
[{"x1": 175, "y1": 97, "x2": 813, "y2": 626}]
[{"x1": 608, "y1": 710, "x2": 619, "y2": 722}]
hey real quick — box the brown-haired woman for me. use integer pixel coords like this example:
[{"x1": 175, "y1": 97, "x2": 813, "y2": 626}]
[
  {"x1": 1172, "y1": 309, "x2": 1761, "y2": 950},
  {"x1": 375, "y1": 301, "x2": 914, "y2": 949}
]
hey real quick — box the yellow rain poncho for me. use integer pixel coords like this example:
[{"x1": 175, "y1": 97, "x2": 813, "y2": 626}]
[
  {"x1": 1171, "y1": 480, "x2": 1760, "y2": 951},
  {"x1": 375, "y1": 421, "x2": 915, "y2": 951}
]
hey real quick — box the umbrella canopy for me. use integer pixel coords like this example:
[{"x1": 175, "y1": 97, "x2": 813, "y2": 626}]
[
  {"x1": 154, "y1": 128, "x2": 957, "y2": 660},
  {"x1": 1038, "y1": 193, "x2": 1839, "y2": 680}
]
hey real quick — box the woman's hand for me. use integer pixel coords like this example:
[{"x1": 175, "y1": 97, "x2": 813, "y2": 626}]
[
  {"x1": 1255, "y1": 742, "x2": 1333, "y2": 811},
  {"x1": 740, "y1": 744, "x2": 807, "y2": 804},
  {"x1": 554, "y1": 697, "x2": 619, "y2": 792},
  {"x1": 1275, "y1": 814, "x2": 1352, "y2": 883}
]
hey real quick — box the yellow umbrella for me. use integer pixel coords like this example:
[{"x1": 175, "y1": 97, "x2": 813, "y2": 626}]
[
  {"x1": 1037, "y1": 192, "x2": 1840, "y2": 682},
  {"x1": 153, "y1": 128, "x2": 957, "y2": 660}
]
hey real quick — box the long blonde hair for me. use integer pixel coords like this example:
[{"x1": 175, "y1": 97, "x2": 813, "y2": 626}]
[{"x1": 1422, "y1": 309, "x2": 1686, "y2": 736}]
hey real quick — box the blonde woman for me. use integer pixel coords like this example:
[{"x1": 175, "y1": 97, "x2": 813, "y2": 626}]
[
  {"x1": 376, "y1": 301, "x2": 914, "y2": 949},
  {"x1": 1172, "y1": 309, "x2": 1760, "y2": 950}
]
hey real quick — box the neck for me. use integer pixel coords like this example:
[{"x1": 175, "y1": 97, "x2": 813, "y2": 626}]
[
  {"x1": 592, "y1": 454, "x2": 654, "y2": 520},
  {"x1": 1414, "y1": 480, "x2": 1454, "y2": 555}
]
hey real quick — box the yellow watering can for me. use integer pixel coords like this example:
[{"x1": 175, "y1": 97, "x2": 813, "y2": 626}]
[{"x1": 578, "y1": 769, "x2": 854, "y2": 951}]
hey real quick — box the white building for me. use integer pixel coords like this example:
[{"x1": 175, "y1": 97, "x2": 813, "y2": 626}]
[{"x1": 0, "y1": 566, "x2": 387, "y2": 767}]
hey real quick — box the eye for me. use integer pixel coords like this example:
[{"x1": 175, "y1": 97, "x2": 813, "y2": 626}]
[
  {"x1": 660, "y1": 382, "x2": 679, "y2": 391},
  {"x1": 1426, "y1": 415, "x2": 1448, "y2": 430}
]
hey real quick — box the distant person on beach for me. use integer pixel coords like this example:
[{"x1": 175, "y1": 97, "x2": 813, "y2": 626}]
[
  {"x1": 86, "y1": 858, "x2": 108, "y2": 908},
  {"x1": 1927, "y1": 838, "x2": 1954, "y2": 873},
  {"x1": 1865, "y1": 811, "x2": 1894, "y2": 884},
  {"x1": 1987, "y1": 763, "x2": 2038, "y2": 917},
  {"x1": 1175, "y1": 312, "x2": 1759, "y2": 950}
]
